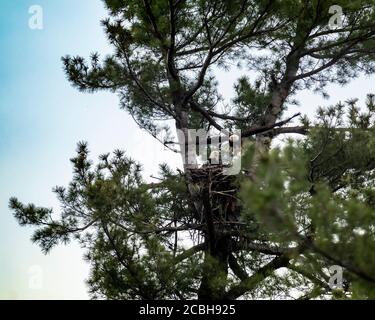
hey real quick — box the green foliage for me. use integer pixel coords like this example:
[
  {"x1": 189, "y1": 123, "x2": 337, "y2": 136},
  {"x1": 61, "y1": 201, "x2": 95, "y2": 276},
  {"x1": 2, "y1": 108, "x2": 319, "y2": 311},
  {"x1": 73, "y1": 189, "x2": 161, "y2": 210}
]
[
  {"x1": 10, "y1": 142, "x2": 201, "y2": 298},
  {"x1": 233, "y1": 76, "x2": 272, "y2": 127},
  {"x1": 240, "y1": 97, "x2": 375, "y2": 298}
]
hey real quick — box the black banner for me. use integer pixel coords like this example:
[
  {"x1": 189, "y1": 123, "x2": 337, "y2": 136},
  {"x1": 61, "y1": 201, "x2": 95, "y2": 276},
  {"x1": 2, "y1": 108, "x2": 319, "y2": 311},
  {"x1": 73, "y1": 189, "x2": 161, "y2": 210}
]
[{"x1": 0, "y1": 300, "x2": 371, "y2": 319}]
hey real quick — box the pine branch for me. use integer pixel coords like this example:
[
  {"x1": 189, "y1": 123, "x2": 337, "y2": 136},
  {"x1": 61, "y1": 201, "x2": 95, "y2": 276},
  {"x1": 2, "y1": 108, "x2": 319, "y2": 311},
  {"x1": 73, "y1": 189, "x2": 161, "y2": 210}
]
[
  {"x1": 174, "y1": 243, "x2": 206, "y2": 264},
  {"x1": 224, "y1": 255, "x2": 290, "y2": 300},
  {"x1": 242, "y1": 113, "x2": 301, "y2": 137}
]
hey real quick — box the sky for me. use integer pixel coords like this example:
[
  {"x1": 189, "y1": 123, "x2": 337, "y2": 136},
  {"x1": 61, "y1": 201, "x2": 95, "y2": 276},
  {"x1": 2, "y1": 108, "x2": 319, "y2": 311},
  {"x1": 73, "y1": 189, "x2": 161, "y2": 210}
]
[{"x1": 0, "y1": 0, "x2": 374, "y2": 299}]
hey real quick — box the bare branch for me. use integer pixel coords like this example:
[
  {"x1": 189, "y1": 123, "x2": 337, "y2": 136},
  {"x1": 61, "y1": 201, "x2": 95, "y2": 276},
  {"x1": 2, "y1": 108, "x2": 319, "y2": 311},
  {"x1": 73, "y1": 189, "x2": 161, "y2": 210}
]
[
  {"x1": 242, "y1": 113, "x2": 301, "y2": 137},
  {"x1": 225, "y1": 255, "x2": 290, "y2": 300}
]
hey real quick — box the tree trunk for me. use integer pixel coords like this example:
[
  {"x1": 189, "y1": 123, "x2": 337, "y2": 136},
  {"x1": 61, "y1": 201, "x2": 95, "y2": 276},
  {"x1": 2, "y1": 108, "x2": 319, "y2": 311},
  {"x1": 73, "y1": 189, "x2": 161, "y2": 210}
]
[{"x1": 197, "y1": 235, "x2": 231, "y2": 300}]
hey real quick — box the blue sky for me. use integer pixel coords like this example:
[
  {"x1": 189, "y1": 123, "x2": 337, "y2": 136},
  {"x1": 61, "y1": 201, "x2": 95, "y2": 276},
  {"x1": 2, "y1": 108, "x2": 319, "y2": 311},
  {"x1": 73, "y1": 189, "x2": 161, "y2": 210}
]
[{"x1": 0, "y1": 0, "x2": 374, "y2": 299}]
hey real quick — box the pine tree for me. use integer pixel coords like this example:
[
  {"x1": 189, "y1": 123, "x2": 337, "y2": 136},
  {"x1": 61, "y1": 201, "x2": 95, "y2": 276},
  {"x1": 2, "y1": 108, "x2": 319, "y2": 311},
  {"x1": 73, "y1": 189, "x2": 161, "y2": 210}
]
[{"x1": 10, "y1": 0, "x2": 375, "y2": 299}]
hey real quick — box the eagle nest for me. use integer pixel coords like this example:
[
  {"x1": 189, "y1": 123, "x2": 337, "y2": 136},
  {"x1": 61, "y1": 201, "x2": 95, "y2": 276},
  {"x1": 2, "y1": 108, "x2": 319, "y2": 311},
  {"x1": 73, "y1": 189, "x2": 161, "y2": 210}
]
[{"x1": 188, "y1": 164, "x2": 241, "y2": 227}]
